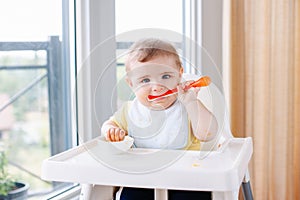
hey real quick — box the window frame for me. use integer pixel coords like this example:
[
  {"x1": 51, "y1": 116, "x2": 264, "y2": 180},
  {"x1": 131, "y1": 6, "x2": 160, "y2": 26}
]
[{"x1": 75, "y1": 0, "x2": 117, "y2": 142}]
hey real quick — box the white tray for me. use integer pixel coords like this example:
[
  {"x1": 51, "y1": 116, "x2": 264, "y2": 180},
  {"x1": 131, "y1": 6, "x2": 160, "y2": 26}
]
[{"x1": 42, "y1": 137, "x2": 252, "y2": 192}]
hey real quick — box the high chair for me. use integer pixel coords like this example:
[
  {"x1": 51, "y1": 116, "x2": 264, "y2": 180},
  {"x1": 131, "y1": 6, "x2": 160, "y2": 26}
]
[
  {"x1": 41, "y1": 74, "x2": 253, "y2": 200},
  {"x1": 183, "y1": 74, "x2": 254, "y2": 200}
]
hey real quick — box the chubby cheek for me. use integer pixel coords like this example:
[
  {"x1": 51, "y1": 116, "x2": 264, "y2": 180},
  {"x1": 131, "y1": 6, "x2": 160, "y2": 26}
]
[
  {"x1": 167, "y1": 94, "x2": 178, "y2": 104},
  {"x1": 162, "y1": 95, "x2": 178, "y2": 107},
  {"x1": 134, "y1": 88, "x2": 151, "y2": 104}
]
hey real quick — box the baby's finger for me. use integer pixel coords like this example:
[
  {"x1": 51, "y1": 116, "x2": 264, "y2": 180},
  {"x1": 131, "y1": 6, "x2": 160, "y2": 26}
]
[
  {"x1": 183, "y1": 81, "x2": 194, "y2": 91},
  {"x1": 106, "y1": 128, "x2": 112, "y2": 141},
  {"x1": 115, "y1": 129, "x2": 121, "y2": 141},
  {"x1": 109, "y1": 128, "x2": 116, "y2": 141},
  {"x1": 116, "y1": 129, "x2": 126, "y2": 141},
  {"x1": 177, "y1": 85, "x2": 184, "y2": 93},
  {"x1": 119, "y1": 130, "x2": 125, "y2": 141}
]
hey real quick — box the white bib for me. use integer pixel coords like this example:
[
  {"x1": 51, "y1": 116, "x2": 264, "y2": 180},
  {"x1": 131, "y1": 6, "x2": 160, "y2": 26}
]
[{"x1": 127, "y1": 98, "x2": 189, "y2": 149}]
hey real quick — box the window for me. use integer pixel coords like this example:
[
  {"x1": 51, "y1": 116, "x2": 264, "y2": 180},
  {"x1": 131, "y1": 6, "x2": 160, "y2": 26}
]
[
  {"x1": 0, "y1": 0, "x2": 223, "y2": 198},
  {"x1": 115, "y1": 0, "x2": 187, "y2": 107},
  {"x1": 115, "y1": 0, "x2": 183, "y2": 34},
  {"x1": 115, "y1": 0, "x2": 225, "y2": 101},
  {"x1": 115, "y1": 0, "x2": 224, "y2": 93},
  {"x1": 0, "y1": 0, "x2": 76, "y2": 198}
]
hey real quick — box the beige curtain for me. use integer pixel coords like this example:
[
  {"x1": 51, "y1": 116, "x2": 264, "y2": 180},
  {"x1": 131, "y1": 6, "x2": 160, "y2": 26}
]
[{"x1": 229, "y1": 0, "x2": 300, "y2": 199}]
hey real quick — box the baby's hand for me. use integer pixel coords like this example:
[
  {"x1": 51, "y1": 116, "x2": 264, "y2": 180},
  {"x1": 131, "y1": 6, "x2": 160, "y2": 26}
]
[
  {"x1": 177, "y1": 81, "x2": 200, "y2": 104},
  {"x1": 106, "y1": 127, "x2": 126, "y2": 142}
]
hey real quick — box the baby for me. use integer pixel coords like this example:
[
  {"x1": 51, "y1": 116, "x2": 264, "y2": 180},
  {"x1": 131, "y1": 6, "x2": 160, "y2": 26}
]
[
  {"x1": 101, "y1": 38, "x2": 218, "y2": 150},
  {"x1": 101, "y1": 38, "x2": 217, "y2": 200}
]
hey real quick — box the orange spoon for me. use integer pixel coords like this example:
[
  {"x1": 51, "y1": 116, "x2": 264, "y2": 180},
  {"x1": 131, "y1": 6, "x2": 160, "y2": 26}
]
[{"x1": 147, "y1": 76, "x2": 211, "y2": 101}]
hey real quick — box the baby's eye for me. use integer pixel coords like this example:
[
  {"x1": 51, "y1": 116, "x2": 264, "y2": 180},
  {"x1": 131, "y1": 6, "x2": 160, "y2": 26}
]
[
  {"x1": 141, "y1": 78, "x2": 150, "y2": 83},
  {"x1": 162, "y1": 74, "x2": 171, "y2": 79}
]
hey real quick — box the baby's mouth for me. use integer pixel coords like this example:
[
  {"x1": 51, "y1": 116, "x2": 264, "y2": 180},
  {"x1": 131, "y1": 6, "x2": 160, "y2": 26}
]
[
  {"x1": 150, "y1": 96, "x2": 165, "y2": 102},
  {"x1": 148, "y1": 91, "x2": 168, "y2": 101}
]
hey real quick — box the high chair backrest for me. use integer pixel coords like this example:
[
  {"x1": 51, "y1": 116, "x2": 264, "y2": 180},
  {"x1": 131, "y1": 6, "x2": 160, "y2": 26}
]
[{"x1": 182, "y1": 73, "x2": 233, "y2": 151}]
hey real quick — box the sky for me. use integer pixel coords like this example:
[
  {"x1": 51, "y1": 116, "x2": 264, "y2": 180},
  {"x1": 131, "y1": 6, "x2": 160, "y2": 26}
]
[
  {"x1": 0, "y1": 0, "x2": 62, "y2": 41},
  {"x1": 0, "y1": 0, "x2": 182, "y2": 42},
  {"x1": 115, "y1": 0, "x2": 182, "y2": 34}
]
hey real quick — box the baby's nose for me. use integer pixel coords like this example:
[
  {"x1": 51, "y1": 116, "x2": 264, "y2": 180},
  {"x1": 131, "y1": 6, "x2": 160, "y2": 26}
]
[{"x1": 152, "y1": 84, "x2": 164, "y2": 92}]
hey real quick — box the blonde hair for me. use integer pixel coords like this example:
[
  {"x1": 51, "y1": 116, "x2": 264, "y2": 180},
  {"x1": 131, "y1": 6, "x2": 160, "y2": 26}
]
[{"x1": 125, "y1": 38, "x2": 182, "y2": 71}]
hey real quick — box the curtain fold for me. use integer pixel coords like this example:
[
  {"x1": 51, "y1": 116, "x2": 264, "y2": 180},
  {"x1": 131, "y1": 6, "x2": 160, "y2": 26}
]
[
  {"x1": 229, "y1": 0, "x2": 300, "y2": 199},
  {"x1": 293, "y1": 2, "x2": 300, "y2": 200}
]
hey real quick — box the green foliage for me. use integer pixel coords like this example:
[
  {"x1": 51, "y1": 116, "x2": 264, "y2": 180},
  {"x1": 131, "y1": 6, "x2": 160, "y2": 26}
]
[
  {"x1": 0, "y1": 52, "x2": 48, "y2": 121},
  {"x1": 0, "y1": 149, "x2": 15, "y2": 196}
]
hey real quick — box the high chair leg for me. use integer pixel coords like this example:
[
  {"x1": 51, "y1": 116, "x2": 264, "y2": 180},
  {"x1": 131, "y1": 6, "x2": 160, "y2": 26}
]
[
  {"x1": 242, "y1": 181, "x2": 253, "y2": 200},
  {"x1": 80, "y1": 184, "x2": 115, "y2": 200},
  {"x1": 155, "y1": 189, "x2": 168, "y2": 200},
  {"x1": 241, "y1": 170, "x2": 254, "y2": 200}
]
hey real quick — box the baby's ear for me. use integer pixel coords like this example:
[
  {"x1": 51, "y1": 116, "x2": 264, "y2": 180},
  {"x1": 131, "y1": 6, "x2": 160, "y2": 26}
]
[
  {"x1": 179, "y1": 67, "x2": 184, "y2": 77},
  {"x1": 125, "y1": 76, "x2": 133, "y2": 88}
]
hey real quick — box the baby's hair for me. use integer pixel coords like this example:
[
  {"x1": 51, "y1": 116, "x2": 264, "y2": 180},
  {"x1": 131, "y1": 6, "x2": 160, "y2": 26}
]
[{"x1": 125, "y1": 38, "x2": 182, "y2": 71}]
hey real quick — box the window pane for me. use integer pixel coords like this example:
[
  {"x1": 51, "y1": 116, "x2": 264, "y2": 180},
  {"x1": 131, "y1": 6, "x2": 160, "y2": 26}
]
[
  {"x1": 0, "y1": 0, "x2": 62, "y2": 41},
  {"x1": 116, "y1": 0, "x2": 182, "y2": 34},
  {"x1": 115, "y1": 0, "x2": 183, "y2": 106},
  {"x1": 0, "y1": 0, "x2": 75, "y2": 198}
]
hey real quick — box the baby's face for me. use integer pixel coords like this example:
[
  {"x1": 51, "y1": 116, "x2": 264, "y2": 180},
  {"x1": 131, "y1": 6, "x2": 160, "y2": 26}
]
[{"x1": 126, "y1": 56, "x2": 182, "y2": 110}]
